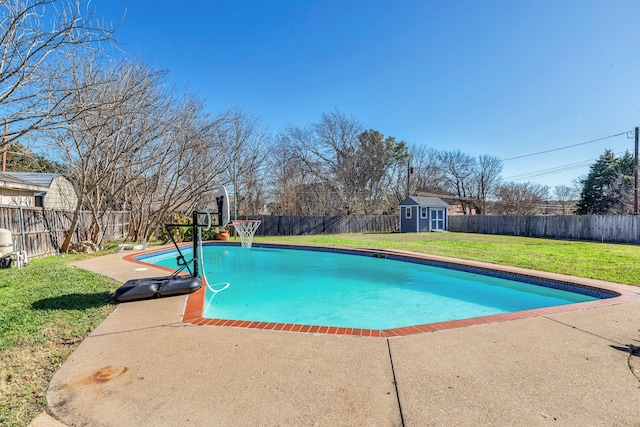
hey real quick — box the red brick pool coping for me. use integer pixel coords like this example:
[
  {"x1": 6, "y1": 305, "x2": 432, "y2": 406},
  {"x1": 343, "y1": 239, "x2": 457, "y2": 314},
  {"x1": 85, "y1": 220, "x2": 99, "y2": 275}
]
[{"x1": 123, "y1": 242, "x2": 640, "y2": 338}]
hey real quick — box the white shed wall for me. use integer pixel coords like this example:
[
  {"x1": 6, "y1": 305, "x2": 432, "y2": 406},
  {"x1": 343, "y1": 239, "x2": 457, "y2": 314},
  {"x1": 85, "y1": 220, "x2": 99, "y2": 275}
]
[
  {"x1": 44, "y1": 177, "x2": 78, "y2": 210},
  {"x1": 0, "y1": 188, "x2": 36, "y2": 207}
]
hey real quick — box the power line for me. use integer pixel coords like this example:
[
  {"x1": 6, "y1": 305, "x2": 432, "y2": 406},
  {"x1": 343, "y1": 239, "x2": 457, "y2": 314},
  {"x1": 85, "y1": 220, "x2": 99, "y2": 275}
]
[
  {"x1": 501, "y1": 130, "x2": 632, "y2": 161},
  {"x1": 504, "y1": 150, "x2": 627, "y2": 182},
  {"x1": 505, "y1": 158, "x2": 595, "y2": 181}
]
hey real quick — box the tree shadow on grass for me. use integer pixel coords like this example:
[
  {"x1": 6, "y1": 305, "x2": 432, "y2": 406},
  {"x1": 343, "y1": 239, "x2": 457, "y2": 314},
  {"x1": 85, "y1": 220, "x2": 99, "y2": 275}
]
[{"x1": 32, "y1": 292, "x2": 114, "y2": 311}]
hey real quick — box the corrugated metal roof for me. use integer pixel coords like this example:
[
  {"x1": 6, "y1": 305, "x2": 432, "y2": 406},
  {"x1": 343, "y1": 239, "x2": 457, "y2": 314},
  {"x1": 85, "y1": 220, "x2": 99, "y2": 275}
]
[
  {"x1": 3, "y1": 172, "x2": 61, "y2": 188},
  {"x1": 400, "y1": 195, "x2": 450, "y2": 207},
  {"x1": 0, "y1": 172, "x2": 48, "y2": 191}
]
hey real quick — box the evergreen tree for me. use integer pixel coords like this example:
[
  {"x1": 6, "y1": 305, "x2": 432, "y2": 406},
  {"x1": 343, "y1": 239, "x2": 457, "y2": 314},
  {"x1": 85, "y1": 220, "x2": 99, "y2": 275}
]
[
  {"x1": 576, "y1": 150, "x2": 634, "y2": 214},
  {"x1": 3, "y1": 142, "x2": 64, "y2": 173}
]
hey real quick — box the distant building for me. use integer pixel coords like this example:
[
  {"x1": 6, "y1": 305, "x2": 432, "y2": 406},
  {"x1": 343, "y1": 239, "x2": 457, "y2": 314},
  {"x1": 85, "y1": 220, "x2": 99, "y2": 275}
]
[
  {"x1": 0, "y1": 172, "x2": 47, "y2": 207},
  {"x1": 399, "y1": 195, "x2": 449, "y2": 232},
  {"x1": 4, "y1": 173, "x2": 78, "y2": 210}
]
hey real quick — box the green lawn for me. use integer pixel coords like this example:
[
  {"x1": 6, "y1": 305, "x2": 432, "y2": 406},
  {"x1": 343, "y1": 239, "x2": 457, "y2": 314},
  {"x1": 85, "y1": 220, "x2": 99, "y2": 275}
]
[
  {"x1": 0, "y1": 253, "x2": 120, "y2": 427},
  {"x1": 3, "y1": 232, "x2": 640, "y2": 426}
]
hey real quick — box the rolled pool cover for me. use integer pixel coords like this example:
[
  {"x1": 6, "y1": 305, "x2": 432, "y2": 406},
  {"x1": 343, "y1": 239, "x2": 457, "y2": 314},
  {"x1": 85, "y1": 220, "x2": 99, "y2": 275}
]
[{"x1": 114, "y1": 275, "x2": 202, "y2": 303}]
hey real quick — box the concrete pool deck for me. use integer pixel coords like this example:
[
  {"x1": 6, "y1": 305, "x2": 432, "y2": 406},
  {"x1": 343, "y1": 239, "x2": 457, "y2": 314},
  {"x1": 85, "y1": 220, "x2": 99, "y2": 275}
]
[{"x1": 36, "y1": 248, "x2": 640, "y2": 426}]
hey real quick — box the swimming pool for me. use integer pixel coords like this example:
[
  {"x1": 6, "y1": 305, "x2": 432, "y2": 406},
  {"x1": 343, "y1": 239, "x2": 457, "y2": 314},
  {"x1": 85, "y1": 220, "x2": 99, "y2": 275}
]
[{"x1": 138, "y1": 243, "x2": 615, "y2": 331}]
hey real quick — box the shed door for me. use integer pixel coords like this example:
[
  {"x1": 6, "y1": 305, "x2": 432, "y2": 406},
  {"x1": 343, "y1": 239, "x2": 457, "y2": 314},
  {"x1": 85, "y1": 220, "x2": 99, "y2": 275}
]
[{"x1": 430, "y1": 209, "x2": 445, "y2": 230}]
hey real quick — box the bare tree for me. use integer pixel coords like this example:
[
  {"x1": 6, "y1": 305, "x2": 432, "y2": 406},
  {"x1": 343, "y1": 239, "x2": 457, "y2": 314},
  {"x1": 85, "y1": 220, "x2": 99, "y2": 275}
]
[
  {"x1": 437, "y1": 149, "x2": 477, "y2": 214},
  {"x1": 48, "y1": 55, "x2": 231, "y2": 245},
  {"x1": 493, "y1": 182, "x2": 550, "y2": 215},
  {"x1": 276, "y1": 110, "x2": 408, "y2": 215},
  {"x1": 473, "y1": 154, "x2": 503, "y2": 214},
  {"x1": 267, "y1": 125, "x2": 332, "y2": 215},
  {"x1": 310, "y1": 110, "x2": 364, "y2": 214},
  {"x1": 390, "y1": 144, "x2": 444, "y2": 206},
  {"x1": 266, "y1": 131, "x2": 308, "y2": 214},
  {"x1": 1, "y1": 0, "x2": 115, "y2": 151},
  {"x1": 271, "y1": 111, "x2": 363, "y2": 215},
  {"x1": 220, "y1": 108, "x2": 270, "y2": 217},
  {"x1": 125, "y1": 96, "x2": 228, "y2": 242},
  {"x1": 554, "y1": 184, "x2": 578, "y2": 214},
  {"x1": 48, "y1": 57, "x2": 166, "y2": 250},
  {"x1": 410, "y1": 146, "x2": 445, "y2": 196}
]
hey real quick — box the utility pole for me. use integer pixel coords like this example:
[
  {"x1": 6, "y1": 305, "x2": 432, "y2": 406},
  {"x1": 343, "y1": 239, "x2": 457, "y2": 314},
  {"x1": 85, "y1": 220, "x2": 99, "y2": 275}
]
[
  {"x1": 2, "y1": 118, "x2": 7, "y2": 172},
  {"x1": 406, "y1": 156, "x2": 413, "y2": 198},
  {"x1": 635, "y1": 127, "x2": 639, "y2": 214}
]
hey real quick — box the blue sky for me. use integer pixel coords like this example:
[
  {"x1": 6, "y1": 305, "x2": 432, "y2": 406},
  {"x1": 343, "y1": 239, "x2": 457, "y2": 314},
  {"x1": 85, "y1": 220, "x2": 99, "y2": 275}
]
[{"x1": 93, "y1": 0, "x2": 640, "y2": 190}]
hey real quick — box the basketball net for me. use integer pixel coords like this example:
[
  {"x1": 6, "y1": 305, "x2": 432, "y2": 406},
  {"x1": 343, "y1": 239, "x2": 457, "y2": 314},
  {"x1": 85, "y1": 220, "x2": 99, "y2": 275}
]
[{"x1": 228, "y1": 220, "x2": 261, "y2": 248}]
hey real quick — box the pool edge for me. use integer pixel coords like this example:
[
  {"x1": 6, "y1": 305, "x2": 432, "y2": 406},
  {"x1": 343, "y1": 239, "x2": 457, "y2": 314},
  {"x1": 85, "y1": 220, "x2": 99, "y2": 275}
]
[{"x1": 124, "y1": 242, "x2": 640, "y2": 338}]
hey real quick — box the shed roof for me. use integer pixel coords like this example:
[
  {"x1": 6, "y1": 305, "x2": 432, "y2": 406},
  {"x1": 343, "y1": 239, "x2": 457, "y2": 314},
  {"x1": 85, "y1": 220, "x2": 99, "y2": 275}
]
[
  {"x1": 400, "y1": 195, "x2": 449, "y2": 207},
  {"x1": 3, "y1": 172, "x2": 62, "y2": 188},
  {"x1": 0, "y1": 172, "x2": 48, "y2": 192}
]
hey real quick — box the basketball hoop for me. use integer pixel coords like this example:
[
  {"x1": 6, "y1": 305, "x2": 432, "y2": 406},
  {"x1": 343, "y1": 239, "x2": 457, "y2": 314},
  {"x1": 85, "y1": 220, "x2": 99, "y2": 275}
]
[{"x1": 228, "y1": 220, "x2": 261, "y2": 248}]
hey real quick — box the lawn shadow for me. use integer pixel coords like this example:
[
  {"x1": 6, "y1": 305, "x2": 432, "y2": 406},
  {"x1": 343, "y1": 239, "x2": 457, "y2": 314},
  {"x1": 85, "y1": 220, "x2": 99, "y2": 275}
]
[{"x1": 32, "y1": 292, "x2": 114, "y2": 311}]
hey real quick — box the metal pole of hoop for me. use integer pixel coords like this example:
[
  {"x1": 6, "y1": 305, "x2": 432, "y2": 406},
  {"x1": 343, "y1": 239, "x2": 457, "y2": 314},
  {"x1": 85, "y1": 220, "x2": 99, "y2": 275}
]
[
  {"x1": 192, "y1": 211, "x2": 200, "y2": 277},
  {"x1": 191, "y1": 210, "x2": 213, "y2": 277},
  {"x1": 228, "y1": 220, "x2": 261, "y2": 248}
]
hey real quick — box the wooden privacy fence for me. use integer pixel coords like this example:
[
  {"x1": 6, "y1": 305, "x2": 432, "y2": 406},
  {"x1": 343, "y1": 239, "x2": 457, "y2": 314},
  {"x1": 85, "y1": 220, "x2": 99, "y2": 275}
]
[
  {"x1": 448, "y1": 214, "x2": 640, "y2": 244},
  {"x1": 0, "y1": 205, "x2": 130, "y2": 259},
  {"x1": 236, "y1": 215, "x2": 399, "y2": 236}
]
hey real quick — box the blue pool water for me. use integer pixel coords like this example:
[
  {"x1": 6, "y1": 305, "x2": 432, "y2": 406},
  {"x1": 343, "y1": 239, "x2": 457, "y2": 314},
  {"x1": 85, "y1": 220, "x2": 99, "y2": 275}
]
[{"x1": 141, "y1": 244, "x2": 602, "y2": 330}]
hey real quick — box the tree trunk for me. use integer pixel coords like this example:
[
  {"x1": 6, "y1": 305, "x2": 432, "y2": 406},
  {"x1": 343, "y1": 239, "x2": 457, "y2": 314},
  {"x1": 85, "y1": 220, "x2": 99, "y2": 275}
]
[{"x1": 60, "y1": 195, "x2": 84, "y2": 253}]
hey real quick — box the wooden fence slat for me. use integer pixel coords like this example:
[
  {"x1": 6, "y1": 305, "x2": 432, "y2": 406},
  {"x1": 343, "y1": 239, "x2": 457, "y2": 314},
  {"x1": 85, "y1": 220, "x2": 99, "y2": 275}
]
[
  {"x1": 448, "y1": 214, "x2": 640, "y2": 244},
  {"x1": 236, "y1": 215, "x2": 399, "y2": 237},
  {"x1": 0, "y1": 205, "x2": 130, "y2": 259}
]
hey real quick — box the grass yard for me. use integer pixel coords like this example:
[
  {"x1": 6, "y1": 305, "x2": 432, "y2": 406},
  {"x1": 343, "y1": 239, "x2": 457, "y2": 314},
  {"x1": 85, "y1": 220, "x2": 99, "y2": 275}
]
[
  {"x1": 0, "y1": 253, "x2": 120, "y2": 427},
  {"x1": 2, "y1": 232, "x2": 640, "y2": 426}
]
